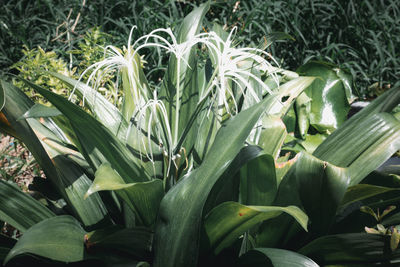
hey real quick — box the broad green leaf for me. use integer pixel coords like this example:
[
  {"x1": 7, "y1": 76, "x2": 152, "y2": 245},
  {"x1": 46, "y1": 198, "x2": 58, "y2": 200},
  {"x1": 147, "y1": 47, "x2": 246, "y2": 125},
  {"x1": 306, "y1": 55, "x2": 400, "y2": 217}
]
[
  {"x1": 282, "y1": 105, "x2": 296, "y2": 133},
  {"x1": 0, "y1": 180, "x2": 54, "y2": 232},
  {"x1": 296, "y1": 61, "x2": 354, "y2": 134},
  {"x1": 256, "y1": 116, "x2": 287, "y2": 159},
  {"x1": 85, "y1": 226, "x2": 153, "y2": 260},
  {"x1": 257, "y1": 153, "x2": 349, "y2": 247},
  {"x1": 277, "y1": 152, "x2": 349, "y2": 235},
  {"x1": 340, "y1": 184, "x2": 400, "y2": 209},
  {"x1": 25, "y1": 79, "x2": 149, "y2": 183},
  {"x1": 299, "y1": 233, "x2": 400, "y2": 265},
  {"x1": 86, "y1": 163, "x2": 163, "y2": 227},
  {"x1": 314, "y1": 113, "x2": 400, "y2": 185},
  {"x1": 314, "y1": 85, "x2": 400, "y2": 167},
  {"x1": 299, "y1": 134, "x2": 327, "y2": 153},
  {"x1": 203, "y1": 145, "x2": 263, "y2": 217},
  {"x1": 267, "y1": 76, "x2": 316, "y2": 117},
  {"x1": 4, "y1": 216, "x2": 86, "y2": 265},
  {"x1": 240, "y1": 154, "x2": 277, "y2": 206},
  {"x1": 240, "y1": 248, "x2": 319, "y2": 267},
  {"x1": 153, "y1": 97, "x2": 271, "y2": 267},
  {"x1": 275, "y1": 154, "x2": 299, "y2": 186},
  {"x1": 204, "y1": 202, "x2": 308, "y2": 254}
]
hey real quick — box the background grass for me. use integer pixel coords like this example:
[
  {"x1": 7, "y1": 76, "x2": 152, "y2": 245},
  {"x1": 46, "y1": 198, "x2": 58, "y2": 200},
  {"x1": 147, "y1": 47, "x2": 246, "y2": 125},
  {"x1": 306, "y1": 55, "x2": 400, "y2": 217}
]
[{"x1": 0, "y1": 0, "x2": 399, "y2": 97}]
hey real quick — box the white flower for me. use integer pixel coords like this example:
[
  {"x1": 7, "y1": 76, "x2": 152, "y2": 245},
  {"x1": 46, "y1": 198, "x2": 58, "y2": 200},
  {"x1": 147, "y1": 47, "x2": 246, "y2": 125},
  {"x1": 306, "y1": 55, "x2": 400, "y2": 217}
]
[{"x1": 201, "y1": 27, "x2": 279, "y2": 115}]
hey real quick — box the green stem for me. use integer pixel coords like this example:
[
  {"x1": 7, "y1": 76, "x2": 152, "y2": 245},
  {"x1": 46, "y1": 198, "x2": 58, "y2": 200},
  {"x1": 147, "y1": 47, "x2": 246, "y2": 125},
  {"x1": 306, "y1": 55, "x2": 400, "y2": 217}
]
[{"x1": 173, "y1": 58, "x2": 181, "y2": 147}]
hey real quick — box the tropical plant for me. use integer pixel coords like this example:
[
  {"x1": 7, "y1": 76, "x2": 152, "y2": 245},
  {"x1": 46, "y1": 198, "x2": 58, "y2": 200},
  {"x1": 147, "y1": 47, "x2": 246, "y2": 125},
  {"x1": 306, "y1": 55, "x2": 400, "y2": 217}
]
[{"x1": 1, "y1": 3, "x2": 400, "y2": 267}]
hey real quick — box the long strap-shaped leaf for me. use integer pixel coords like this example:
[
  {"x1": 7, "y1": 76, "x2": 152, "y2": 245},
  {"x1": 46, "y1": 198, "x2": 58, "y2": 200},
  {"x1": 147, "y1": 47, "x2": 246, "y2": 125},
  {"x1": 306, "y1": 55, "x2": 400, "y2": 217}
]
[
  {"x1": 0, "y1": 180, "x2": 54, "y2": 232},
  {"x1": 159, "y1": 3, "x2": 209, "y2": 146},
  {"x1": 0, "y1": 80, "x2": 109, "y2": 228},
  {"x1": 153, "y1": 97, "x2": 273, "y2": 267},
  {"x1": 314, "y1": 113, "x2": 400, "y2": 185},
  {"x1": 49, "y1": 72, "x2": 127, "y2": 138},
  {"x1": 24, "y1": 79, "x2": 149, "y2": 183}
]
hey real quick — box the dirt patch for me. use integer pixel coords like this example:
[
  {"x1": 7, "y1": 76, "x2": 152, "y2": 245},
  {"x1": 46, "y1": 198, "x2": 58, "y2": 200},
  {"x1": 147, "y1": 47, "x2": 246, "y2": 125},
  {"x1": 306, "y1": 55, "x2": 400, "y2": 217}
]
[{"x1": 0, "y1": 134, "x2": 44, "y2": 191}]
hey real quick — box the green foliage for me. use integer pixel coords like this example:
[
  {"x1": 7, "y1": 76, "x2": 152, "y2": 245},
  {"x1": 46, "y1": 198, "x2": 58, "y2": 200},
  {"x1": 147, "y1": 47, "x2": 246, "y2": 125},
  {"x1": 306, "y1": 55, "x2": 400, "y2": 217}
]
[
  {"x1": 11, "y1": 46, "x2": 72, "y2": 104},
  {"x1": 208, "y1": 0, "x2": 400, "y2": 95},
  {"x1": 1, "y1": 3, "x2": 400, "y2": 267}
]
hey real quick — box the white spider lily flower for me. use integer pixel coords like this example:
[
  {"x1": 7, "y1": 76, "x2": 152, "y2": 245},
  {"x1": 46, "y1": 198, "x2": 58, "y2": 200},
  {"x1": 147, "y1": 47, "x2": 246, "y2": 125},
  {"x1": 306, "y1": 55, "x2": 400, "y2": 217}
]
[
  {"x1": 132, "y1": 90, "x2": 173, "y2": 175},
  {"x1": 200, "y1": 27, "x2": 279, "y2": 115},
  {"x1": 71, "y1": 27, "x2": 148, "y2": 114},
  {"x1": 129, "y1": 27, "x2": 213, "y2": 146}
]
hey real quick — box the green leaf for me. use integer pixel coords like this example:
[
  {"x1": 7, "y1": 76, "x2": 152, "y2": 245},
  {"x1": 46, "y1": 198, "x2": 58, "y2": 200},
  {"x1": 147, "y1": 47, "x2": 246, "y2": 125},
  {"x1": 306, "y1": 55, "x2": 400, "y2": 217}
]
[
  {"x1": 240, "y1": 248, "x2": 319, "y2": 267},
  {"x1": 120, "y1": 51, "x2": 150, "y2": 122},
  {"x1": 344, "y1": 85, "x2": 400, "y2": 127},
  {"x1": 52, "y1": 156, "x2": 109, "y2": 228},
  {"x1": 0, "y1": 179, "x2": 54, "y2": 232},
  {"x1": 299, "y1": 134, "x2": 327, "y2": 153},
  {"x1": 204, "y1": 202, "x2": 308, "y2": 254},
  {"x1": 256, "y1": 116, "x2": 287, "y2": 159},
  {"x1": 24, "y1": 79, "x2": 149, "y2": 183},
  {"x1": 86, "y1": 163, "x2": 163, "y2": 227},
  {"x1": 314, "y1": 113, "x2": 400, "y2": 185},
  {"x1": 153, "y1": 97, "x2": 271, "y2": 267},
  {"x1": 0, "y1": 82, "x2": 5, "y2": 111},
  {"x1": 278, "y1": 152, "x2": 349, "y2": 235},
  {"x1": 295, "y1": 91, "x2": 311, "y2": 138},
  {"x1": 4, "y1": 215, "x2": 86, "y2": 265},
  {"x1": 275, "y1": 154, "x2": 299, "y2": 186},
  {"x1": 203, "y1": 145, "x2": 263, "y2": 217},
  {"x1": 160, "y1": 2, "x2": 210, "y2": 147},
  {"x1": 0, "y1": 80, "x2": 57, "y2": 177},
  {"x1": 268, "y1": 76, "x2": 316, "y2": 117},
  {"x1": 299, "y1": 233, "x2": 400, "y2": 265},
  {"x1": 240, "y1": 154, "x2": 277, "y2": 206},
  {"x1": 0, "y1": 80, "x2": 108, "y2": 228},
  {"x1": 257, "y1": 152, "x2": 349, "y2": 247},
  {"x1": 49, "y1": 72, "x2": 127, "y2": 137},
  {"x1": 85, "y1": 226, "x2": 153, "y2": 260},
  {"x1": 296, "y1": 61, "x2": 354, "y2": 134},
  {"x1": 340, "y1": 184, "x2": 400, "y2": 209},
  {"x1": 18, "y1": 103, "x2": 61, "y2": 120}
]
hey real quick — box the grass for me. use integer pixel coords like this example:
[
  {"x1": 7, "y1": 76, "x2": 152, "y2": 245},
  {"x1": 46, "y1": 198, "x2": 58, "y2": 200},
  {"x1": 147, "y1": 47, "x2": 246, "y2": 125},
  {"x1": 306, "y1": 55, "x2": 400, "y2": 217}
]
[{"x1": 1, "y1": 0, "x2": 399, "y2": 96}]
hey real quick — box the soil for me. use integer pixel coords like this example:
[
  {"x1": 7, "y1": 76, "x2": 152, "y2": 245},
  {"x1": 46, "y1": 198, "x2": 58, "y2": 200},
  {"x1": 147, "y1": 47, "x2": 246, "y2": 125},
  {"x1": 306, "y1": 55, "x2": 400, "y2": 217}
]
[{"x1": 0, "y1": 134, "x2": 44, "y2": 190}]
